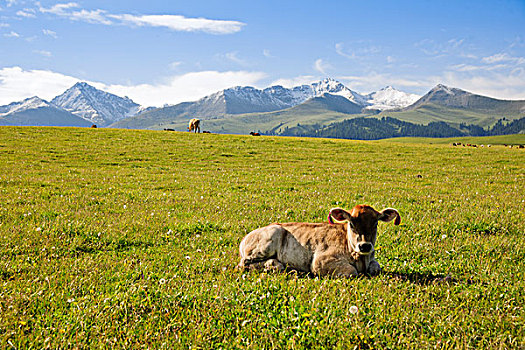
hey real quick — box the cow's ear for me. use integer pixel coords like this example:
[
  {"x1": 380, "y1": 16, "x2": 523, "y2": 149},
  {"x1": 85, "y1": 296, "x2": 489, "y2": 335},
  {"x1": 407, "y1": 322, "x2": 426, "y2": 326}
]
[
  {"x1": 379, "y1": 208, "x2": 401, "y2": 225},
  {"x1": 329, "y1": 208, "x2": 351, "y2": 223}
]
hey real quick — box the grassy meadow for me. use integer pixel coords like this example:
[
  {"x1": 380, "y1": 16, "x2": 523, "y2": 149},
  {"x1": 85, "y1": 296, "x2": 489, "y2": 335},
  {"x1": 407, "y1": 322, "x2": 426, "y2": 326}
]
[{"x1": 0, "y1": 126, "x2": 524, "y2": 349}]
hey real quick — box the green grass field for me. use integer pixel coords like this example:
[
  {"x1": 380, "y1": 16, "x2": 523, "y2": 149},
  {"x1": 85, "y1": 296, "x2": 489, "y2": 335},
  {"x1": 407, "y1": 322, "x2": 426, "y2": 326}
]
[
  {"x1": 1, "y1": 126, "x2": 524, "y2": 349},
  {"x1": 381, "y1": 134, "x2": 525, "y2": 145}
]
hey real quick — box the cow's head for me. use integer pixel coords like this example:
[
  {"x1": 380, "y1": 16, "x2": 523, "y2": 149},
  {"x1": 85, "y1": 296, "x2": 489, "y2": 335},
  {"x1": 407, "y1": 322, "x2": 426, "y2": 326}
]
[{"x1": 329, "y1": 205, "x2": 400, "y2": 256}]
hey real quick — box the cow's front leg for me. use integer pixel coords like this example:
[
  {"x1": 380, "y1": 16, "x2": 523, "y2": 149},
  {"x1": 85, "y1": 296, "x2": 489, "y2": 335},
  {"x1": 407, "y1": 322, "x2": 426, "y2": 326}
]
[
  {"x1": 312, "y1": 254, "x2": 358, "y2": 278},
  {"x1": 367, "y1": 259, "x2": 381, "y2": 276}
]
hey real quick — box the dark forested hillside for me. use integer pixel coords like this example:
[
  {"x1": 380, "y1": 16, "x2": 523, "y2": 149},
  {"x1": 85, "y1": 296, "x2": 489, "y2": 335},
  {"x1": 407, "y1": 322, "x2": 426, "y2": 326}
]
[{"x1": 276, "y1": 116, "x2": 525, "y2": 140}]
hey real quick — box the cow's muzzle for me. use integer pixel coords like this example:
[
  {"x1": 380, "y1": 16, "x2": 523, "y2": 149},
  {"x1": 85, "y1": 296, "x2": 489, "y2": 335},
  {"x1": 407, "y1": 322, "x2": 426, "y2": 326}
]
[{"x1": 356, "y1": 242, "x2": 374, "y2": 255}]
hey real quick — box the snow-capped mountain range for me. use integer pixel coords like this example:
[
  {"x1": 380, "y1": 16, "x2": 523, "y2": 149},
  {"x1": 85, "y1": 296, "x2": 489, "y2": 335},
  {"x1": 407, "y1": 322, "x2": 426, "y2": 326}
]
[
  {"x1": 194, "y1": 78, "x2": 419, "y2": 115},
  {"x1": 0, "y1": 78, "x2": 423, "y2": 127}
]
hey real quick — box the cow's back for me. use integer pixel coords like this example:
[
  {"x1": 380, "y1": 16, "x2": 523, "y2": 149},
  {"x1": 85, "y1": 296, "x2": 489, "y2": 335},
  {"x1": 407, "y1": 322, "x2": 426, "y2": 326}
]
[{"x1": 279, "y1": 222, "x2": 348, "y2": 254}]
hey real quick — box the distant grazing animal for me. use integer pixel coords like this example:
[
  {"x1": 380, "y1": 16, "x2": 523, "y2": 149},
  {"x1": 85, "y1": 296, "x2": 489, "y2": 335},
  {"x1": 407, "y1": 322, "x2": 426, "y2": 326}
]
[
  {"x1": 188, "y1": 118, "x2": 201, "y2": 133},
  {"x1": 238, "y1": 205, "x2": 400, "y2": 277},
  {"x1": 91, "y1": 124, "x2": 97, "y2": 128},
  {"x1": 250, "y1": 132, "x2": 261, "y2": 136},
  {"x1": 519, "y1": 145, "x2": 524, "y2": 149},
  {"x1": 202, "y1": 131, "x2": 211, "y2": 134},
  {"x1": 163, "y1": 128, "x2": 175, "y2": 131}
]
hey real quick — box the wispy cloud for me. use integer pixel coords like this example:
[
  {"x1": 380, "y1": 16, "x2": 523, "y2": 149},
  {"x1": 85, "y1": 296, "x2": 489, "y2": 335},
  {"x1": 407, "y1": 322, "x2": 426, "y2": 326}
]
[
  {"x1": 335, "y1": 43, "x2": 356, "y2": 59},
  {"x1": 42, "y1": 29, "x2": 57, "y2": 38},
  {"x1": 263, "y1": 49, "x2": 274, "y2": 58},
  {"x1": 168, "y1": 61, "x2": 183, "y2": 70},
  {"x1": 0, "y1": 66, "x2": 266, "y2": 106},
  {"x1": 314, "y1": 59, "x2": 332, "y2": 75},
  {"x1": 336, "y1": 41, "x2": 382, "y2": 60},
  {"x1": 449, "y1": 63, "x2": 511, "y2": 72},
  {"x1": 33, "y1": 50, "x2": 52, "y2": 57},
  {"x1": 37, "y1": 3, "x2": 245, "y2": 34},
  {"x1": 415, "y1": 38, "x2": 468, "y2": 57},
  {"x1": 3, "y1": 31, "x2": 20, "y2": 37},
  {"x1": 16, "y1": 8, "x2": 36, "y2": 18},
  {"x1": 39, "y1": 3, "x2": 113, "y2": 25},
  {"x1": 481, "y1": 53, "x2": 525, "y2": 65},
  {"x1": 223, "y1": 51, "x2": 248, "y2": 65}
]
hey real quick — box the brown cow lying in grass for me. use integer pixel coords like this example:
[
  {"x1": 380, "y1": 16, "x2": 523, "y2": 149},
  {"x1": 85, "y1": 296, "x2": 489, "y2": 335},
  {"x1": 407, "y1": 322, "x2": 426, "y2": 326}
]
[{"x1": 238, "y1": 205, "x2": 400, "y2": 277}]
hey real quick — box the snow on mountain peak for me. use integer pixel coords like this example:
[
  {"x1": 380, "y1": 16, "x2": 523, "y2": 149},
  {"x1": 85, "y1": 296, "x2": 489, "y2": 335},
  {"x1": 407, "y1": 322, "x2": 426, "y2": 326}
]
[
  {"x1": 0, "y1": 96, "x2": 51, "y2": 117},
  {"x1": 433, "y1": 84, "x2": 455, "y2": 94},
  {"x1": 52, "y1": 82, "x2": 143, "y2": 125},
  {"x1": 365, "y1": 86, "x2": 421, "y2": 110}
]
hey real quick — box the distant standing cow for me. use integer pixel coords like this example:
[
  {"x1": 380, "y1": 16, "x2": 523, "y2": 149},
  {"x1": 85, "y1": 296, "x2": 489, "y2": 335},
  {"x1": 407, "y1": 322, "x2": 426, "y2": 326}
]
[{"x1": 188, "y1": 118, "x2": 201, "y2": 133}]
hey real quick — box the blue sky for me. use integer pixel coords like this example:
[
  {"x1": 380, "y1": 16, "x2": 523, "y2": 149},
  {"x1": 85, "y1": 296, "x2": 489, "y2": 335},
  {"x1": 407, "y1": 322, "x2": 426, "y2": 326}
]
[{"x1": 1, "y1": 0, "x2": 524, "y2": 106}]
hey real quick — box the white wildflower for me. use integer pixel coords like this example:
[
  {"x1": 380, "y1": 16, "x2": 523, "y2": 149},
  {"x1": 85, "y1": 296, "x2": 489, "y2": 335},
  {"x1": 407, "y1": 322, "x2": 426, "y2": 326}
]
[{"x1": 349, "y1": 305, "x2": 358, "y2": 315}]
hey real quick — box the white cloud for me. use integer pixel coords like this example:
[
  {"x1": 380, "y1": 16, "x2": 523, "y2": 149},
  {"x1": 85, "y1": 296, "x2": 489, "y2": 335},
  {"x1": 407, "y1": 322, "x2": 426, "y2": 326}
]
[
  {"x1": 415, "y1": 38, "x2": 467, "y2": 57},
  {"x1": 338, "y1": 72, "x2": 439, "y2": 94},
  {"x1": 38, "y1": 3, "x2": 245, "y2": 34},
  {"x1": 336, "y1": 41, "x2": 382, "y2": 60},
  {"x1": 442, "y1": 69, "x2": 525, "y2": 100},
  {"x1": 103, "y1": 70, "x2": 266, "y2": 106},
  {"x1": 222, "y1": 51, "x2": 247, "y2": 66},
  {"x1": 0, "y1": 23, "x2": 10, "y2": 28},
  {"x1": 168, "y1": 61, "x2": 183, "y2": 70},
  {"x1": 270, "y1": 76, "x2": 318, "y2": 88},
  {"x1": 42, "y1": 29, "x2": 57, "y2": 38},
  {"x1": 39, "y1": 3, "x2": 113, "y2": 25},
  {"x1": 3, "y1": 31, "x2": 19, "y2": 37},
  {"x1": 449, "y1": 63, "x2": 511, "y2": 72},
  {"x1": 335, "y1": 43, "x2": 356, "y2": 59},
  {"x1": 34, "y1": 50, "x2": 52, "y2": 57},
  {"x1": 0, "y1": 66, "x2": 78, "y2": 104},
  {"x1": 481, "y1": 53, "x2": 525, "y2": 65},
  {"x1": 16, "y1": 9, "x2": 36, "y2": 18},
  {"x1": 108, "y1": 14, "x2": 245, "y2": 34},
  {"x1": 314, "y1": 59, "x2": 332, "y2": 75},
  {"x1": 263, "y1": 49, "x2": 274, "y2": 58},
  {"x1": 0, "y1": 66, "x2": 266, "y2": 106}
]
